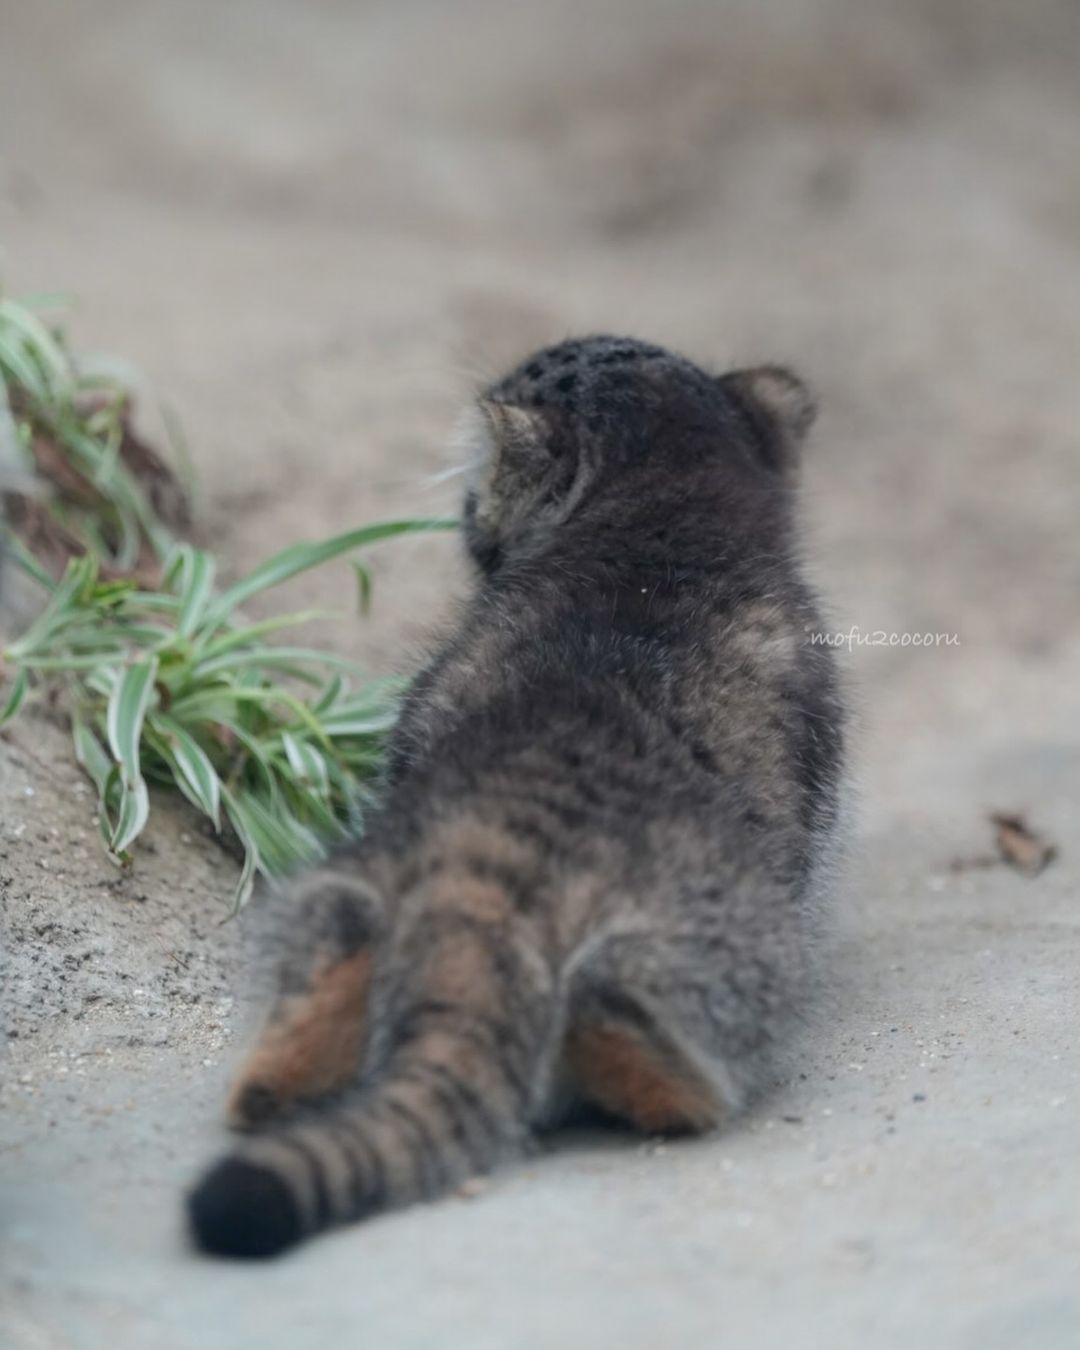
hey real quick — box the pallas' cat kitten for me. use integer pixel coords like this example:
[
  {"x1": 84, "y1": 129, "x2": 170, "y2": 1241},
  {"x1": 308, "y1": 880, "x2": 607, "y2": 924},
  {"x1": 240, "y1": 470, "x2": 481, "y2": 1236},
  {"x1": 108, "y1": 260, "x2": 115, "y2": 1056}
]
[{"x1": 189, "y1": 335, "x2": 845, "y2": 1258}]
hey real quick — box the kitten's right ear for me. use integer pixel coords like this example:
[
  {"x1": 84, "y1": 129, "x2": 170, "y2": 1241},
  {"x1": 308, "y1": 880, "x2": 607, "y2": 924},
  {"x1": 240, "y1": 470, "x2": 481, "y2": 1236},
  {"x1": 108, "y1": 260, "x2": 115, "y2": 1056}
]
[{"x1": 717, "y1": 366, "x2": 816, "y2": 479}]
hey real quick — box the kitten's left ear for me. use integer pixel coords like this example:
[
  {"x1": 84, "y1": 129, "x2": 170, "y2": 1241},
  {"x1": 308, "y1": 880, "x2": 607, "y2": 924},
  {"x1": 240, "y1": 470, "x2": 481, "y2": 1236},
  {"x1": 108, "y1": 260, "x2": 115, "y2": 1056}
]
[
  {"x1": 455, "y1": 398, "x2": 551, "y2": 476},
  {"x1": 479, "y1": 398, "x2": 551, "y2": 464},
  {"x1": 718, "y1": 365, "x2": 817, "y2": 477},
  {"x1": 458, "y1": 398, "x2": 554, "y2": 542}
]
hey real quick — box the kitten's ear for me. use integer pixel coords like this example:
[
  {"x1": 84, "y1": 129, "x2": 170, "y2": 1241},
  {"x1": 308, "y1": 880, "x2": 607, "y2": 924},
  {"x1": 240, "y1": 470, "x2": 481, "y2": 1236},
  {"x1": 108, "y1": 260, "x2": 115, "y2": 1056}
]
[
  {"x1": 453, "y1": 398, "x2": 551, "y2": 468},
  {"x1": 457, "y1": 399, "x2": 554, "y2": 562},
  {"x1": 718, "y1": 366, "x2": 816, "y2": 477},
  {"x1": 471, "y1": 398, "x2": 551, "y2": 465},
  {"x1": 457, "y1": 398, "x2": 553, "y2": 524}
]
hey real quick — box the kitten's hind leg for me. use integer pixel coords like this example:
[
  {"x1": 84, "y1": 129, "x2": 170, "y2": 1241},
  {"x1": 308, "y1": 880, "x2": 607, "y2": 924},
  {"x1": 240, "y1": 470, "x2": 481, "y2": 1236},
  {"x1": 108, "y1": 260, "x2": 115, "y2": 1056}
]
[
  {"x1": 563, "y1": 933, "x2": 739, "y2": 1135},
  {"x1": 227, "y1": 870, "x2": 383, "y2": 1131}
]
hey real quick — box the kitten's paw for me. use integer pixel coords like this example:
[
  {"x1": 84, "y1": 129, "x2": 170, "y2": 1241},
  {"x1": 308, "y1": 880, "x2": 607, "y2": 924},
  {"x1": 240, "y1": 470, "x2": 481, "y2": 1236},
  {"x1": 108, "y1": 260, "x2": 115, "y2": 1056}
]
[{"x1": 227, "y1": 1080, "x2": 286, "y2": 1131}]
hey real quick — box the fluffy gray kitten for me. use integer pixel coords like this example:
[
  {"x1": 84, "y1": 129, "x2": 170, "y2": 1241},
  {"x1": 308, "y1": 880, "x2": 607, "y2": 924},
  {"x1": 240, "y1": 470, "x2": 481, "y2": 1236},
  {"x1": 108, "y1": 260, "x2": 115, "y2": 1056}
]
[{"x1": 188, "y1": 335, "x2": 846, "y2": 1258}]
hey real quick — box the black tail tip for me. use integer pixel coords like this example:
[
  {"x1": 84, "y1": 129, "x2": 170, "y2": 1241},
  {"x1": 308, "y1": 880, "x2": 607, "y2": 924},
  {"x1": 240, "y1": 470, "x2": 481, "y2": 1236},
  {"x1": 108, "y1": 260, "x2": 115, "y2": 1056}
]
[{"x1": 188, "y1": 1157, "x2": 303, "y2": 1259}]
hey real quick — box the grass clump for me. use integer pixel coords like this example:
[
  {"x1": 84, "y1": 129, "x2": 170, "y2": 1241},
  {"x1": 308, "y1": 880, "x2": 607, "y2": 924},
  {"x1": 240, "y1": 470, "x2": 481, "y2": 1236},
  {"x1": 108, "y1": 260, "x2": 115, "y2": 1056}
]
[
  {"x1": 0, "y1": 289, "x2": 454, "y2": 907},
  {"x1": 0, "y1": 288, "x2": 187, "y2": 579}
]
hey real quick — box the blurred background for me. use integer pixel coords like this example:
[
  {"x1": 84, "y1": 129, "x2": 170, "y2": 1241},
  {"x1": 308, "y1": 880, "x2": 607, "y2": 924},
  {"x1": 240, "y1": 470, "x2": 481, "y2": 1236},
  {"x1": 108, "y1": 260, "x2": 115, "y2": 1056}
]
[
  {"x1": 3, "y1": 0, "x2": 1079, "y2": 830},
  {"x1": 1, "y1": 3, "x2": 1078, "y2": 1346},
  {"x1": 4, "y1": 0, "x2": 1080, "y2": 830}
]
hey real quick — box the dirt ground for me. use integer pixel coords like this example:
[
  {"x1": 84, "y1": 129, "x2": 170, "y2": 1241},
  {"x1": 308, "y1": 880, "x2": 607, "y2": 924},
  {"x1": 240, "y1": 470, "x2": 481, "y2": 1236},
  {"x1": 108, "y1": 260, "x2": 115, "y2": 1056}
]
[{"x1": 1, "y1": 1, "x2": 1078, "y2": 1346}]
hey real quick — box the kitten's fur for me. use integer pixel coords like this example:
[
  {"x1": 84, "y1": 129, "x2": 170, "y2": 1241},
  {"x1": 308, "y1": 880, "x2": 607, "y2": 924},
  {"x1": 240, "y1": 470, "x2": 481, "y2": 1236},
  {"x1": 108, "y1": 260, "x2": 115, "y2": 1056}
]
[{"x1": 188, "y1": 335, "x2": 845, "y2": 1258}]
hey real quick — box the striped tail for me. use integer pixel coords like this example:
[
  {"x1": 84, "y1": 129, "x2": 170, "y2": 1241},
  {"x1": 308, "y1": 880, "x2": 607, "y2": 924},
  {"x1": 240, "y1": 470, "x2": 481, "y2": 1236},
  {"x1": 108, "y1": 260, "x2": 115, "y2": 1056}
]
[{"x1": 188, "y1": 978, "x2": 551, "y2": 1258}]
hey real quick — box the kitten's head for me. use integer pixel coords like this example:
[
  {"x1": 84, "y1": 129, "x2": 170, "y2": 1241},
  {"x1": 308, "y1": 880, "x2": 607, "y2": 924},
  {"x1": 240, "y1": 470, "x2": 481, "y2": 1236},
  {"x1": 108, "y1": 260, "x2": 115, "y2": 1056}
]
[{"x1": 458, "y1": 335, "x2": 815, "y2": 575}]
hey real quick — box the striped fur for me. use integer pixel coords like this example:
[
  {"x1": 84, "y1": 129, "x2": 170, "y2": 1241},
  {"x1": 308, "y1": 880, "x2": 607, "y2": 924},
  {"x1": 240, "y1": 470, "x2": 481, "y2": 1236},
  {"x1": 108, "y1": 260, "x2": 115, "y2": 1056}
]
[{"x1": 188, "y1": 336, "x2": 846, "y2": 1257}]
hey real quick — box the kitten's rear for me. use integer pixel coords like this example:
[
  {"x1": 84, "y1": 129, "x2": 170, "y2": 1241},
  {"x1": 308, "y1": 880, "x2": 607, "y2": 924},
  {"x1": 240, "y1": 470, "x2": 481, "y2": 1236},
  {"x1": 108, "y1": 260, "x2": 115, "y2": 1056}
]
[{"x1": 188, "y1": 336, "x2": 845, "y2": 1258}]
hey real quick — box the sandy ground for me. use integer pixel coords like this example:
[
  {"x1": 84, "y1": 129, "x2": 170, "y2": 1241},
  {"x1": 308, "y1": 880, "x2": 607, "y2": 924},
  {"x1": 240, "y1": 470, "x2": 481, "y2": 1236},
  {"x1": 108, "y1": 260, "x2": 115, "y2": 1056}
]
[{"x1": 1, "y1": 1, "x2": 1079, "y2": 1346}]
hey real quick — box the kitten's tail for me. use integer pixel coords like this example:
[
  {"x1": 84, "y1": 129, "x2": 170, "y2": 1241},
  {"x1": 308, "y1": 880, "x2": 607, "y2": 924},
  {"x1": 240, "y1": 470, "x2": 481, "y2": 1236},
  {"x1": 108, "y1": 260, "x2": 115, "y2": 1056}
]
[{"x1": 188, "y1": 937, "x2": 553, "y2": 1258}]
